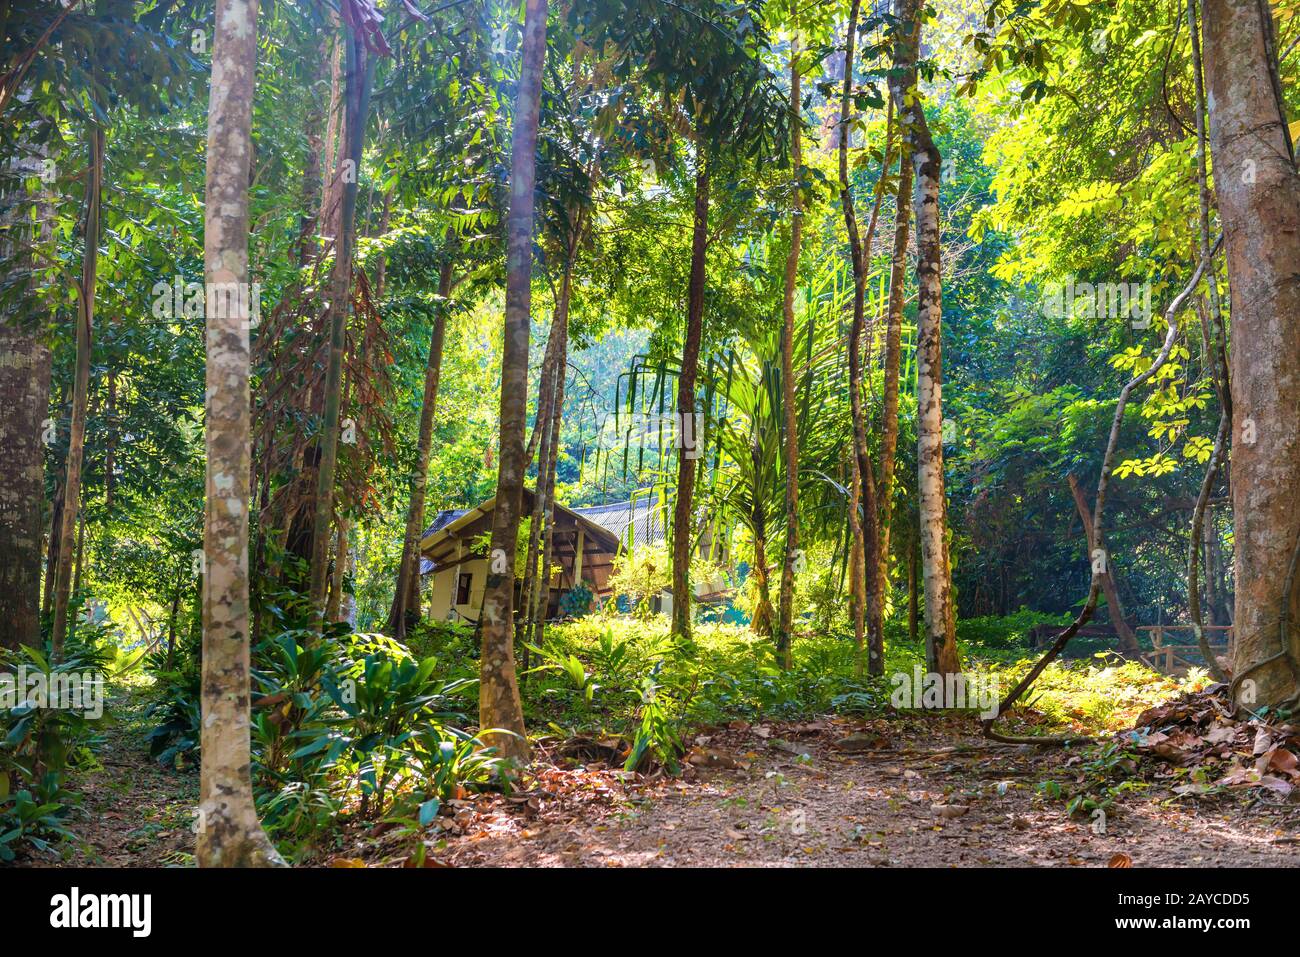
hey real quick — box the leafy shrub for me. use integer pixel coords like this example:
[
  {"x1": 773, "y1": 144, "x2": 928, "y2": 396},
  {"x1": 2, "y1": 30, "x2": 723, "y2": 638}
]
[
  {"x1": 145, "y1": 614, "x2": 506, "y2": 856},
  {"x1": 625, "y1": 664, "x2": 683, "y2": 773},
  {"x1": 0, "y1": 641, "x2": 110, "y2": 862},
  {"x1": 143, "y1": 635, "x2": 202, "y2": 768}
]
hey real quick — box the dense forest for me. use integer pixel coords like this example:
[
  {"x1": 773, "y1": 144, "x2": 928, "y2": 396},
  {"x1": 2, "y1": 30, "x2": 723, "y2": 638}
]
[{"x1": 2, "y1": 0, "x2": 1300, "y2": 882}]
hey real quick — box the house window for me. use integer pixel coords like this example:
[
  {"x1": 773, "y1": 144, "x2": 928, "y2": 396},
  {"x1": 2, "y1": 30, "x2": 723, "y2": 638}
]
[{"x1": 456, "y1": 572, "x2": 472, "y2": 605}]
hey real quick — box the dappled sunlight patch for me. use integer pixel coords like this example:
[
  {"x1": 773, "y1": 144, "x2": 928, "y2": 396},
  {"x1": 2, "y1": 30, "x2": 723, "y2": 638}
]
[{"x1": 981, "y1": 656, "x2": 1209, "y2": 735}]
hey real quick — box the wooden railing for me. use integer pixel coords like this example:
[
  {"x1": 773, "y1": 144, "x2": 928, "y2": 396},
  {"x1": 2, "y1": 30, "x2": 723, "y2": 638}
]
[{"x1": 1136, "y1": 624, "x2": 1234, "y2": 674}]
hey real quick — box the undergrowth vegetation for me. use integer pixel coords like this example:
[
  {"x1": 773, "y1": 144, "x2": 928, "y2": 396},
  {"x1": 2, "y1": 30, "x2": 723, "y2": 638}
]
[{"x1": 8, "y1": 600, "x2": 1197, "y2": 864}]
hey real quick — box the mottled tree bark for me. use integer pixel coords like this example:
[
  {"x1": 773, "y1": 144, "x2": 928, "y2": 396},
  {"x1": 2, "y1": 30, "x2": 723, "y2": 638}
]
[
  {"x1": 670, "y1": 164, "x2": 710, "y2": 643},
  {"x1": 776, "y1": 35, "x2": 802, "y2": 670},
  {"x1": 198, "y1": 0, "x2": 285, "y2": 867},
  {"x1": 388, "y1": 259, "x2": 454, "y2": 638},
  {"x1": 0, "y1": 322, "x2": 50, "y2": 650},
  {"x1": 479, "y1": 0, "x2": 548, "y2": 764},
  {"x1": 897, "y1": 0, "x2": 959, "y2": 679},
  {"x1": 0, "y1": 141, "x2": 51, "y2": 650},
  {"x1": 1201, "y1": 0, "x2": 1300, "y2": 708}
]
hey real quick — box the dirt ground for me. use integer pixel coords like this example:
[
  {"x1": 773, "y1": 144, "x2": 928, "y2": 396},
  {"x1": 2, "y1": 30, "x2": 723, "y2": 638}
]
[
  {"x1": 361, "y1": 713, "x2": 1300, "y2": 868},
  {"x1": 40, "y1": 694, "x2": 1300, "y2": 868},
  {"x1": 55, "y1": 688, "x2": 198, "y2": 867}
]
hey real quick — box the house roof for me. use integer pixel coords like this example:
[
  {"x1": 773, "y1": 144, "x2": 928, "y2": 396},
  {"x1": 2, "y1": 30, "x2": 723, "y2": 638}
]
[
  {"x1": 571, "y1": 496, "x2": 666, "y2": 550},
  {"x1": 418, "y1": 488, "x2": 624, "y2": 574}
]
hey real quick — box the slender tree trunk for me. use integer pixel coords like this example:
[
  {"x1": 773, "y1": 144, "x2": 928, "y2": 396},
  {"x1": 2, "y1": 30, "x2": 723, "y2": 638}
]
[
  {"x1": 1187, "y1": 1, "x2": 1231, "y2": 680},
  {"x1": 165, "y1": 575, "x2": 181, "y2": 671},
  {"x1": 520, "y1": 272, "x2": 569, "y2": 652},
  {"x1": 52, "y1": 122, "x2": 103, "y2": 658},
  {"x1": 1205, "y1": 512, "x2": 1223, "y2": 624},
  {"x1": 42, "y1": 474, "x2": 62, "y2": 620},
  {"x1": 479, "y1": 0, "x2": 548, "y2": 764},
  {"x1": 671, "y1": 163, "x2": 710, "y2": 643},
  {"x1": 845, "y1": 451, "x2": 866, "y2": 673},
  {"x1": 877, "y1": 100, "x2": 911, "y2": 577},
  {"x1": 530, "y1": 258, "x2": 575, "y2": 653},
  {"x1": 326, "y1": 516, "x2": 348, "y2": 623},
  {"x1": 1201, "y1": 0, "x2": 1300, "y2": 708},
  {"x1": 307, "y1": 32, "x2": 371, "y2": 621},
  {"x1": 838, "y1": 0, "x2": 882, "y2": 675},
  {"x1": 197, "y1": 0, "x2": 285, "y2": 868},
  {"x1": 321, "y1": 26, "x2": 344, "y2": 243},
  {"x1": 0, "y1": 139, "x2": 52, "y2": 650},
  {"x1": 897, "y1": 0, "x2": 959, "y2": 679},
  {"x1": 388, "y1": 259, "x2": 454, "y2": 638},
  {"x1": 104, "y1": 369, "x2": 116, "y2": 509},
  {"x1": 1067, "y1": 473, "x2": 1141, "y2": 654},
  {"x1": 776, "y1": 34, "x2": 802, "y2": 670}
]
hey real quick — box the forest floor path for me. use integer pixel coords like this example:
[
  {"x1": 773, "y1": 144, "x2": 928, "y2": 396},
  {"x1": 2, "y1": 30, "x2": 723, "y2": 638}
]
[
  {"x1": 415, "y1": 713, "x2": 1300, "y2": 868},
  {"x1": 36, "y1": 686, "x2": 1300, "y2": 868},
  {"x1": 55, "y1": 681, "x2": 199, "y2": 868}
]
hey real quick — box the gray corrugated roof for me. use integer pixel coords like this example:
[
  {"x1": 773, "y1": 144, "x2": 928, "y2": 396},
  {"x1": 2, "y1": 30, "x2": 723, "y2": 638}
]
[
  {"x1": 572, "y1": 496, "x2": 665, "y2": 549},
  {"x1": 418, "y1": 510, "x2": 467, "y2": 575},
  {"x1": 421, "y1": 509, "x2": 467, "y2": 538}
]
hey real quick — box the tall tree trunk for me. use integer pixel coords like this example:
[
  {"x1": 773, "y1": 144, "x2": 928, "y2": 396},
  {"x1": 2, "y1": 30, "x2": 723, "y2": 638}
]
[
  {"x1": 529, "y1": 255, "x2": 576, "y2": 653},
  {"x1": 307, "y1": 31, "x2": 371, "y2": 621},
  {"x1": 104, "y1": 369, "x2": 116, "y2": 509},
  {"x1": 1067, "y1": 473, "x2": 1141, "y2": 654},
  {"x1": 0, "y1": 139, "x2": 52, "y2": 650},
  {"x1": 1186, "y1": 0, "x2": 1231, "y2": 680},
  {"x1": 897, "y1": 0, "x2": 959, "y2": 679},
  {"x1": 1201, "y1": 0, "x2": 1300, "y2": 708},
  {"x1": 671, "y1": 163, "x2": 710, "y2": 643},
  {"x1": 838, "y1": 0, "x2": 882, "y2": 675},
  {"x1": 165, "y1": 573, "x2": 182, "y2": 671},
  {"x1": 877, "y1": 100, "x2": 911, "y2": 581},
  {"x1": 197, "y1": 0, "x2": 285, "y2": 868},
  {"x1": 519, "y1": 271, "x2": 569, "y2": 653},
  {"x1": 42, "y1": 472, "x2": 62, "y2": 620},
  {"x1": 1204, "y1": 512, "x2": 1224, "y2": 624},
  {"x1": 776, "y1": 34, "x2": 802, "y2": 670},
  {"x1": 388, "y1": 259, "x2": 454, "y2": 638},
  {"x1": 52, "y1": 122, "x2": 103, "y2": 658},
  {"x1": 479, "y1": 0, "x2": 547, "y2": 764},
  {"x1": 321, "y1": 26, "x2": 344, "y2": 243}
]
